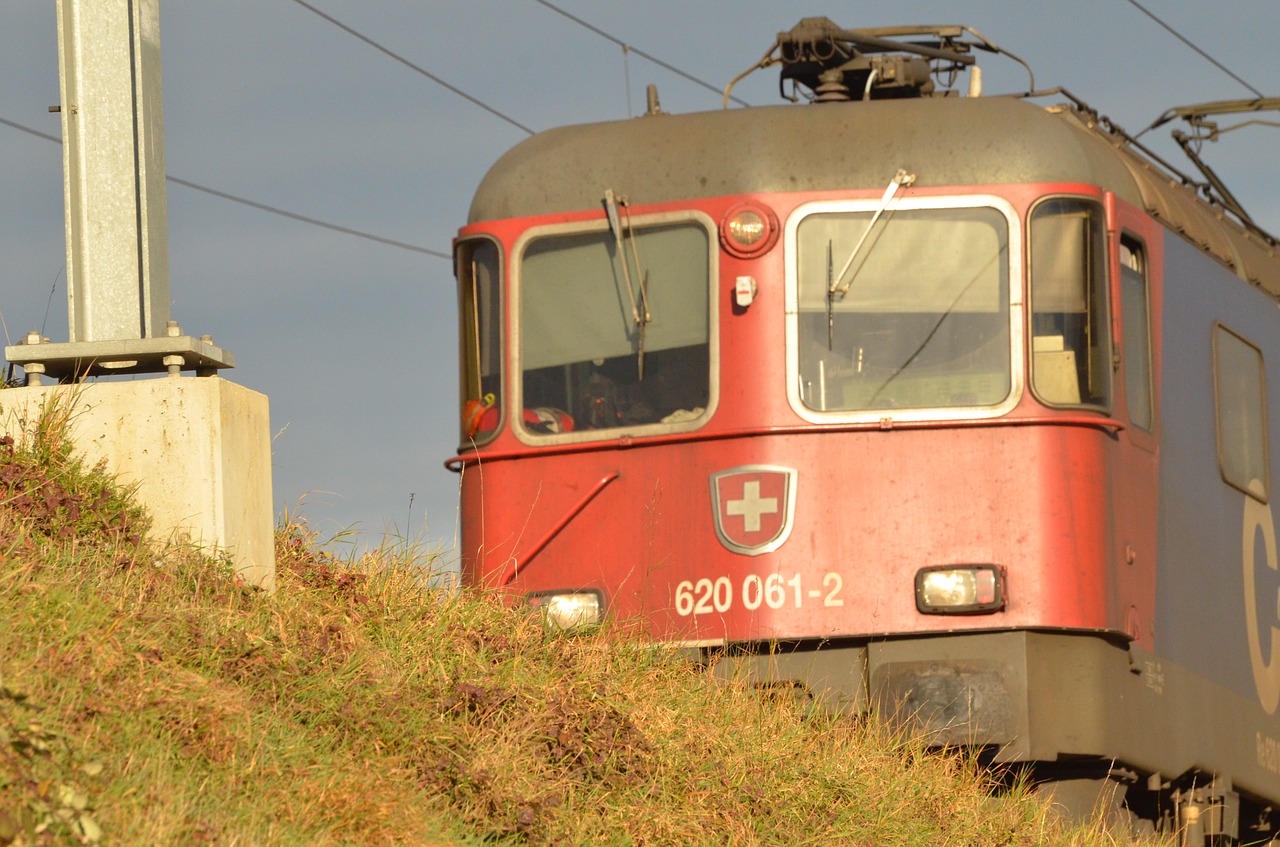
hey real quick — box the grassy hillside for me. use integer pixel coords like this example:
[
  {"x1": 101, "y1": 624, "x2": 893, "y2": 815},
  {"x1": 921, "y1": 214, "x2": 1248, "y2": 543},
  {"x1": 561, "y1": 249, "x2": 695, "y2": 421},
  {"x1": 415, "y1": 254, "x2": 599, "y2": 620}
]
[{"x1": 0, "y1": 408, "x2": 1140, "y2": 846}]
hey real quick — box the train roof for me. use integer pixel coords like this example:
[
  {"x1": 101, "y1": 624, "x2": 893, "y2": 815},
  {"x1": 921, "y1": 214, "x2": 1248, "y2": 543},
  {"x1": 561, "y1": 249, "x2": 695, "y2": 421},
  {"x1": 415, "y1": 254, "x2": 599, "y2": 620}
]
[{"x1": 470, "y1": 94, "x2": 1280, "y2": 297}]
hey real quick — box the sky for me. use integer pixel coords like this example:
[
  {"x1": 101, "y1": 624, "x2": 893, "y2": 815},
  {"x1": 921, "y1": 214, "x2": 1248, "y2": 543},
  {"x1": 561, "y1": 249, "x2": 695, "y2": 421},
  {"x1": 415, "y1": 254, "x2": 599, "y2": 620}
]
[{"x1": 2, "y1": 1, "x2": 1278, "y2": 565}]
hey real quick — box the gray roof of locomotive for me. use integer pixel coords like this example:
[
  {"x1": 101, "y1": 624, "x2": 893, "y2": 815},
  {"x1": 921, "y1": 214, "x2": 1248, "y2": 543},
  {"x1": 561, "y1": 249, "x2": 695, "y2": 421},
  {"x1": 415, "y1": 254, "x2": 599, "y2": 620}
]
[{"x1": 469, "y1": 94, "x2": 1279, "y2": 296}]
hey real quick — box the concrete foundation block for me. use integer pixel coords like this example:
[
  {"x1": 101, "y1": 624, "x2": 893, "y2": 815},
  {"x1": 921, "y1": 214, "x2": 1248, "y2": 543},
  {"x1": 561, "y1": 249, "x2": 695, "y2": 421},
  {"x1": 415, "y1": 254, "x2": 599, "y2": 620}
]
[{"x1": 0, "y1": 377, "x2": 275, "y2": 590}]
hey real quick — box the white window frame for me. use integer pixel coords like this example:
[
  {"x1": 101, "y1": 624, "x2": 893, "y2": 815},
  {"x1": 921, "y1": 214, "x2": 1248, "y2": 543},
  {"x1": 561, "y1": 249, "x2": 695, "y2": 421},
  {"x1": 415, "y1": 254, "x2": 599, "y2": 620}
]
[
  {"x1": 510, "y1": 209, "x2": 720, "y2": 446},
  {"x1": 784, "y1": 195, "x2": 1024, "y2": 425}
]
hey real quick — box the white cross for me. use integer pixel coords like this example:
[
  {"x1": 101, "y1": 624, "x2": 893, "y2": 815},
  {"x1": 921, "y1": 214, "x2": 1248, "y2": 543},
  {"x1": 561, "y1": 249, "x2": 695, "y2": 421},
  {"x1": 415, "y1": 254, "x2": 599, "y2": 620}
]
[{"x1": 725, "y1": 481, "x2": 778, "y2": 533}]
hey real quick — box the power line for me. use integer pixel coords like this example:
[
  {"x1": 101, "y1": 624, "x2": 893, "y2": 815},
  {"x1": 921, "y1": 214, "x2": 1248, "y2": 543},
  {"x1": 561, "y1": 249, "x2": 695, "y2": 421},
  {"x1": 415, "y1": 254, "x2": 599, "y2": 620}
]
[
  {"x1": 0, "y1": 115, "x2": 58, "y2": 144},
  {"x1": 285, "y1": 0, "x2": 535, "y2": 136},
  {"x1": 166, "y1": 176, "x2": 449, "y2": 258},
  {"x1": 0, "y1": 115, "x2": 449, "y2": 259},
  {"x1": 1123, "y1": 0, "x2": 1265, "y2": 99},
  {"x1": 531, "y1": 0, "x2": 751, "y2": 108}
]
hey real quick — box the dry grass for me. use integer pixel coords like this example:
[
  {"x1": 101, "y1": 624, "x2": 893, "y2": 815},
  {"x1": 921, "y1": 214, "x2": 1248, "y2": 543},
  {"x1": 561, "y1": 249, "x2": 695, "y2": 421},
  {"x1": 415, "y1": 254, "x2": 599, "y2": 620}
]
[{"x1": 0, "y1": 409, "x2": 1149, "y2": 846}]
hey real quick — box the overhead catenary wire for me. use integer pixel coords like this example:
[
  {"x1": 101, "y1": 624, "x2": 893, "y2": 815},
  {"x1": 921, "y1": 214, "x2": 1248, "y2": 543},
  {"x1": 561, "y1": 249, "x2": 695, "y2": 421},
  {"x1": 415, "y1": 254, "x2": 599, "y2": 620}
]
[
  {"x1": 1122, "y1": 0, "x2": 1265, "y2": 99},
  {"x1": 530, "y1": 0, "x2": 752, "y2": 108},
  {"x1": 9, "y1": 4, "x2": 748, "y2": 262},
  {"x1": 165, "y1": 176, "x2": 450, "y2": 259},
  {"x1": 10, "y1": 6, "x2": 1261, "y2": 264},
  {"x1": 285, "y1": 0, "x2": 535, "y2": 136},
  {"x1": 0, "y1": 115, "x2": 449, "y2": 259}
]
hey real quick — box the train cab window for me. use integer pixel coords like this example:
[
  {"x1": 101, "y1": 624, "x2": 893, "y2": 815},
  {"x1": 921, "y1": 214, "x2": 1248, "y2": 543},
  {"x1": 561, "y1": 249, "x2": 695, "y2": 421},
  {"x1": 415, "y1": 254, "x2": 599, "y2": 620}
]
[
  {"x1": 518, "y1": 219, "x2": 711, "y2": 437},
  {"x1": 793, "y1": 204, "x2": 1011, "y2": 413},
  {"x1": 1120, "y1": 237, "x2": 1153, "y2": 430},
  {"x1": 1029, "y1": 199, "x2": 1110, "y2": 409},
  {"x1": 1214, "y1": 325, "x2": 1270, "y2": 502},
  {"x1": 457, "y1": 238, "x2": 503, "y2": 445}
]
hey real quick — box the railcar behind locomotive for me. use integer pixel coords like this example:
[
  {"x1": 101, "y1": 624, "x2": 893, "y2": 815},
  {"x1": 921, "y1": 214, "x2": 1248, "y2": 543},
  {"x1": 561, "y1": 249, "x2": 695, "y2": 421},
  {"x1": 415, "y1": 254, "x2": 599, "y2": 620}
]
[{"x1": 449, "y1": 19, "x2": 1280, "y2": 840}]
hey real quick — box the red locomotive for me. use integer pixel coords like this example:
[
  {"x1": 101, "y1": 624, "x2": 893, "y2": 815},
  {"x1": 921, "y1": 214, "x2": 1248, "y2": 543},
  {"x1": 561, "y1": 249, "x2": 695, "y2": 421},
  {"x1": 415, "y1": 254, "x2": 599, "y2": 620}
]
[{"x1": 450, "y1": 19, "x2": 1280, "y2": 839}]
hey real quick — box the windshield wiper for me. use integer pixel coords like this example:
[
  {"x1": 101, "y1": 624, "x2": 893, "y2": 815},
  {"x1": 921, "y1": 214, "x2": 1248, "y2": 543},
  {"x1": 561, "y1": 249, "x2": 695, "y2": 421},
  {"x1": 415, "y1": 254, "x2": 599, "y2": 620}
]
[
  {"x1": 829, "y1": 169, "x2": 915, "y2": 300},
  {"x1": 604, "y1": 189, "x2": 652, "y2": 379}
]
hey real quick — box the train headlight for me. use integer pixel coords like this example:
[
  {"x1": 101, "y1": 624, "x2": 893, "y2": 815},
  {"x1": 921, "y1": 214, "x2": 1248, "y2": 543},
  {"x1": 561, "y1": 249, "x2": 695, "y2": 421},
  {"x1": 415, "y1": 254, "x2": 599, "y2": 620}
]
[
  {"x1": 719, "y1": 202, "x2": 779, "y2": 258},
  {"x1": 915, "y1": 565, "x2": 1005, "y2": 614},
  {"x1": 527, "y1": 590, "x2": 604, "y2": 631}
]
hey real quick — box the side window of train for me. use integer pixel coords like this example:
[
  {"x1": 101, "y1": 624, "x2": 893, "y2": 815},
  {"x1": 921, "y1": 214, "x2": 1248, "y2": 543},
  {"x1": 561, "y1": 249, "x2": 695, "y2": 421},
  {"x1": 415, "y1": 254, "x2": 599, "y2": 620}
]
[
  {"x1": 1213, "y1": 324, "x2": 1270, "y2": 502},
  {"x1": 457, "y1": 238, "x2": 503, "y2": 445},
  {"x1": 518, "y1": 219, "x2": 711, "y2": 437},
  {"x1": 1120, "y1": 236, "x2": 1153, "y2": 430},
  {"x1": 1029, "y1": 198, "x2": 1110, "y2": 409}
]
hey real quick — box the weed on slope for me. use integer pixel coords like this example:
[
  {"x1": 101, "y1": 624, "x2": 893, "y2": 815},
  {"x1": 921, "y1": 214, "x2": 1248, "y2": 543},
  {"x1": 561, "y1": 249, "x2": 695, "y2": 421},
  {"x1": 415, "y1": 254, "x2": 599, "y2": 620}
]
[{"x1": 0, "y1": 408, "x2": 1138, "y2": 846}]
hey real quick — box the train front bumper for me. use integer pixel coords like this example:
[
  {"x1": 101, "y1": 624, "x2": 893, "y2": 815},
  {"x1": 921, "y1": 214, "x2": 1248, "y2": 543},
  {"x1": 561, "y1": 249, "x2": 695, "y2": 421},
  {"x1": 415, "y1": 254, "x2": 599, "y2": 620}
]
[{"x1": 710, "y1": 630, "x2": 1129, "y2": 762}]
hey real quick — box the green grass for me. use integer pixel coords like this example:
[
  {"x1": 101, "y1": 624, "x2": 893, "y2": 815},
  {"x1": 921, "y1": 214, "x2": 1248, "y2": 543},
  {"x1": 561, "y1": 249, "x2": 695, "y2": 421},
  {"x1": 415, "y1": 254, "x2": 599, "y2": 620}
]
[{"x1": 0, "y1": 408, "x2": 1148, "y2": 846}]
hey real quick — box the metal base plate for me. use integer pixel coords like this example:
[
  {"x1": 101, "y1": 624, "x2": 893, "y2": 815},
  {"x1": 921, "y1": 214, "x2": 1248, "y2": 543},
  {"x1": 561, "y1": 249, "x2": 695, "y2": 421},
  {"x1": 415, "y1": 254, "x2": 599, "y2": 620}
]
[{"x1": 5, "y1": 335, "x2": 235, "y2": 381}]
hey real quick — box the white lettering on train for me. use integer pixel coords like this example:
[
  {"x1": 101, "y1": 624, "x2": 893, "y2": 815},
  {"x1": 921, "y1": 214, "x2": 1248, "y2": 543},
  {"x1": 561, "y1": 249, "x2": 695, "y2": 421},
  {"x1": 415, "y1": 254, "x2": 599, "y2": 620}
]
[
  {"x1": 1259, "y1": 732, "x2": 1280, "y2": 776},
  {"x1": 1243, "y1": 491, "x2": 1280, "y2": 715},
  {"x1": 674, "y1": 571, "x2": 843, "y2": 616}
]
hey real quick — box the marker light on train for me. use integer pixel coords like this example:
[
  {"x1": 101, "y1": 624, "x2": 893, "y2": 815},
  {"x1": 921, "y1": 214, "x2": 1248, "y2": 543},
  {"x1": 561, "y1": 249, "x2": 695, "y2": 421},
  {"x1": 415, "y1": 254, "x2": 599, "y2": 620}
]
[
  {"x1": 719, "y1": 202, "x2": 779, "y2": 258},
  {"x1": 527, "y1": 590, "x2": 604, "y2": 631},
  {"x1": 915, "y1": 565, "x2": 1005, "y2": 614},
  {"x1": 727, "y1": 210, "x2": 765, "y2": 245}
]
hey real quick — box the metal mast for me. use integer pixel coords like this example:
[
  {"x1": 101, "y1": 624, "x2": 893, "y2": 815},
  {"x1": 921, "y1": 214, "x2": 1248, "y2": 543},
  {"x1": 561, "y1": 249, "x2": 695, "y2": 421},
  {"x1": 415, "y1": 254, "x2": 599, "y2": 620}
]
[{"x1": 5, "y1": 0, "x2": 233, "y2": 383}]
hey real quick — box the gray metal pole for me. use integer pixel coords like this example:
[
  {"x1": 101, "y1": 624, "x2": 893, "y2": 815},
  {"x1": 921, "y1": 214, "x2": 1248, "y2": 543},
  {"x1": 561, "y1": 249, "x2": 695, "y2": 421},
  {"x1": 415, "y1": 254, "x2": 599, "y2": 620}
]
[
  {"x1": 6, "y1": 0, "x2": 233, "y2": 383},
  {"x1": 57, "y1": 0, "x2": 171, "y2": 342}
]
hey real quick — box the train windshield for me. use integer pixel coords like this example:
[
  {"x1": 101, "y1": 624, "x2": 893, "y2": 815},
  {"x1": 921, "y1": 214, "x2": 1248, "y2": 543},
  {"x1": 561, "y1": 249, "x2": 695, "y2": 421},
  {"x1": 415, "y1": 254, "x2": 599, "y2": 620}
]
[
  {"x1": 794, "y1": 205, "x2": 1011, "y2": 413},
  {"x1": 518, "y1": 218, "x2": 711, "y2": 436}
]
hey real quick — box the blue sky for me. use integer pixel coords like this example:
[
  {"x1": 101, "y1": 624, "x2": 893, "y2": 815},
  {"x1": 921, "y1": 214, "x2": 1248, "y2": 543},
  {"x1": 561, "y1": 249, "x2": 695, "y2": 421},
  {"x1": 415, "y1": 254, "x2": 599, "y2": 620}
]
[{"x1": 2, "y1": 2, "x2": 1277, "y2": 564}]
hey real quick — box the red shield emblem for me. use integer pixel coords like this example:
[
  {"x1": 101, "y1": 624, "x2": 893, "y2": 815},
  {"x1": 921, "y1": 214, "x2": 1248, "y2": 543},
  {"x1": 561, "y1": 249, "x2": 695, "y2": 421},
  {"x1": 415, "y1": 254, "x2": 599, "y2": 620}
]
[{"x1": 710, "y1": 466, "x2": 797, "y2": 556}]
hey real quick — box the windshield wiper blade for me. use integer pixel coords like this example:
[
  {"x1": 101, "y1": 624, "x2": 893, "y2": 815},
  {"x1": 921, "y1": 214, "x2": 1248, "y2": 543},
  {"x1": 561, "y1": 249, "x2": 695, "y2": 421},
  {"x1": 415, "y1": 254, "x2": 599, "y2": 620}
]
[
  {"x1": 603, "y1": 188, "x2": 651, "y2": 379},
  {"x1": 830, "y1": 169, "x2": 915, "y2": 299},
  {"x1": 826, "y1": 239, "x2": 835, "y2": 350}
]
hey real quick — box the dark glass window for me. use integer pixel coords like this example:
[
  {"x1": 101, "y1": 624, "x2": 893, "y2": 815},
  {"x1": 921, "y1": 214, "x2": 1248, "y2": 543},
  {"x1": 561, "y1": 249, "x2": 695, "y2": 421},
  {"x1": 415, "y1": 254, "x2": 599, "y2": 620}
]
[
  {"x1": 795, "y1": 206, "x2": 1011, "y2": 412},
  {"x1": 1214, "y1": 324, "x2": 1269, "y2": 502},
  {"x1": 457, "y1": 239, "x2": 502, "y2": 444},
  {"x1": 519, "y1": 220, "x2": 711, "y2": 435},
  {"x1": 1030, "y1": 199, "x2": 1110, "y2": 409},
  {"x1": 1120, "y1": 237, "x2": 1153, "y2": 430}
]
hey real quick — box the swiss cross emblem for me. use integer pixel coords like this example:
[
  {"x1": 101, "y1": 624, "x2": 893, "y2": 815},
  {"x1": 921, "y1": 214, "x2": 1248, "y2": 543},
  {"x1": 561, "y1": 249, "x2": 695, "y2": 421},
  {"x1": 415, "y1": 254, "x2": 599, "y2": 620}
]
[{"x1": 710, "y1": 466, "x2": 797, "y2": 556}]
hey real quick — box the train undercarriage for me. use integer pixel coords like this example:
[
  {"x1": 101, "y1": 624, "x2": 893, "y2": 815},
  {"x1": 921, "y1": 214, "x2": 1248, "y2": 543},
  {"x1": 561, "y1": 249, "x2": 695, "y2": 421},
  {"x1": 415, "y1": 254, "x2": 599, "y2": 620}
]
[{"x1": 707, "y1": 630, "x2": 1280, "y2": 844}]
